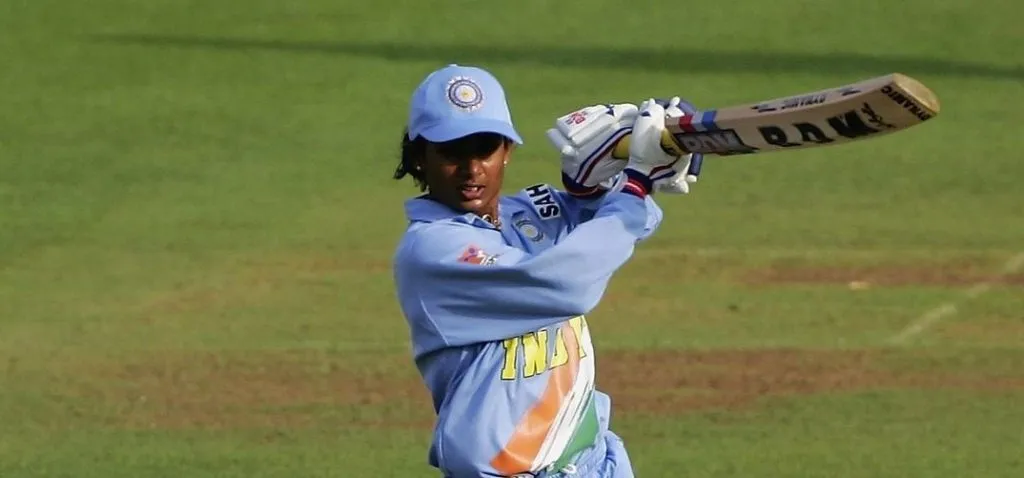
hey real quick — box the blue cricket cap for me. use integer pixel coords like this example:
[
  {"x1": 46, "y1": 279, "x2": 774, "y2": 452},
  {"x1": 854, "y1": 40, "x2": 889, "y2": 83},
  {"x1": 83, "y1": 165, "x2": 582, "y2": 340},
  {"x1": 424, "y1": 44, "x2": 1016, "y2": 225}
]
[{"x1": 406, "y1": 64, "x2": 523, "y2": 145}]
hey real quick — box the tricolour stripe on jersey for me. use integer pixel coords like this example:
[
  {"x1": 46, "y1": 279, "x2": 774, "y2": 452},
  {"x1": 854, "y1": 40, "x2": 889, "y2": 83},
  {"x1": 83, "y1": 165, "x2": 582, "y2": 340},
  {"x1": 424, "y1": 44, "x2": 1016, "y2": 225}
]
[
  {"x1": 551, "y1": 390, "x2": 599, "y2": 470},
  {"x1": 490, "y1": 320, "x2": 595, "y2": 475},
  {"x1": 533, "y1": 333, "x2": 595, "y2": 470}
]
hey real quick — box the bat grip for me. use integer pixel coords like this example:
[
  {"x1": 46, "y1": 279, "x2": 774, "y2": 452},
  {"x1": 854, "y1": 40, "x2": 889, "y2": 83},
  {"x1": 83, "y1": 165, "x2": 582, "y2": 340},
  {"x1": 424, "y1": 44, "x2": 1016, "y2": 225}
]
[
  {"x1": 686, "y1": 153, "x2": 703, "y2": 182},
  {"x1": 610, "y1": 131, "x2": 703, "y2": 182},
  {"x1": 660, "y1": 97, "x2": 703, "y2": 183},
  {"x1": 610, "y1": 98, "x2": 704, "y2": 182}
]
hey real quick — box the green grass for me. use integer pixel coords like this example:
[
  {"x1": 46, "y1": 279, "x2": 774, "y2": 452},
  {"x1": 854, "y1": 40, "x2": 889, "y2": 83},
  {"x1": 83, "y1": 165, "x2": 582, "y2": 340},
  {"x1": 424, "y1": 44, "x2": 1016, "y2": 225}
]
[
  {"x1": 2, "y1": 0, "x2": 1022, "y2": 476},
  {"x1": 621, "y1": 391, "x2": 1024, "y2": 477}
]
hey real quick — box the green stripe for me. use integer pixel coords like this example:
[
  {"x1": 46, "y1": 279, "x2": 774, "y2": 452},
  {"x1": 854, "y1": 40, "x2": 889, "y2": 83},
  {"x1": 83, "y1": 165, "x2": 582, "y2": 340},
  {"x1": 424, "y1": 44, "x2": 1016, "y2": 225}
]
[{"x1": 552, "y1": 394, "x2": 600, "y2": 470}]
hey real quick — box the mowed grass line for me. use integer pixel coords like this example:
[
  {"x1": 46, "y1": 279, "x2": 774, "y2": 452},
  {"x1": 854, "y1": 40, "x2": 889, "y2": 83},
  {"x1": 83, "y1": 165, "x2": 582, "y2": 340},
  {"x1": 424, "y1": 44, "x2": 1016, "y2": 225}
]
[
  {"x1": 3, "y1": 246, "x2": 1017, "y2": 353},
  {"x1": 1, "y1": 345, "x2": 1021, "y2": 477}
]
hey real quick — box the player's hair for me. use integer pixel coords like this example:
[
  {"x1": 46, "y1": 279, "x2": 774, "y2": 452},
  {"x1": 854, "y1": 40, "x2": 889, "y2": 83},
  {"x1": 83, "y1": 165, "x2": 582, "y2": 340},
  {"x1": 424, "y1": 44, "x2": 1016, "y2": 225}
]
[{"x1": 394, "y1": 130, "x2": 513, "y2": 192}]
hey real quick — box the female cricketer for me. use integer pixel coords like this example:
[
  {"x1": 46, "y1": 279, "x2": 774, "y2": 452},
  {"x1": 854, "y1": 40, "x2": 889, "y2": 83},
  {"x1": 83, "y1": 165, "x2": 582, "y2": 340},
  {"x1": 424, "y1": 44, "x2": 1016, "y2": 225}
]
[{"x1": 391, "y1": 64, "x2": 697, "y2": 477}]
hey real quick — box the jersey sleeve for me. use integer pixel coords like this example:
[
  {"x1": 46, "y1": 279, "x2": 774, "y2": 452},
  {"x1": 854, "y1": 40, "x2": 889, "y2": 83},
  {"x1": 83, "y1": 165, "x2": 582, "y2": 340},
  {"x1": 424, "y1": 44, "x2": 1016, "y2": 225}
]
[
  {"x1": 397, "y1": 192, "x2": 658, "y2": 346},
  {"x1": 554, "y1": 188, "x2": 664, "y2": 240}
]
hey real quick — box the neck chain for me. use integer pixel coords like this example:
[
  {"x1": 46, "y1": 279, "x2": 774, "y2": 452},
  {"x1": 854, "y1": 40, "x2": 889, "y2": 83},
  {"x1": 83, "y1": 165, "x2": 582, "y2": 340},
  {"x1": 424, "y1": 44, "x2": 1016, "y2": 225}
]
[{"x1": 480, "y1": 213, "x2": 501, "y2": 229}]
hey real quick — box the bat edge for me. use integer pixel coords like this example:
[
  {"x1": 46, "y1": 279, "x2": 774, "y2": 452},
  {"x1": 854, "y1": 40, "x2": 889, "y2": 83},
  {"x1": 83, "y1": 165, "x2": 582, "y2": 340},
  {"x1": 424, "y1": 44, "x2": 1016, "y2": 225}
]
[{"x1": 892, "y1": 72, "x2": 941, "y2": 115}]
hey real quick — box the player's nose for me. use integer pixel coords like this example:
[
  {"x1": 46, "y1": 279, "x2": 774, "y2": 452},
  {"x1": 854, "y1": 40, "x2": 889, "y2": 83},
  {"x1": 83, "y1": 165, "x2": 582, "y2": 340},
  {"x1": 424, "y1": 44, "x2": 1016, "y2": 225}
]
[{"x1": 455, "y1": 158, "x2": 485, "y2": 178}]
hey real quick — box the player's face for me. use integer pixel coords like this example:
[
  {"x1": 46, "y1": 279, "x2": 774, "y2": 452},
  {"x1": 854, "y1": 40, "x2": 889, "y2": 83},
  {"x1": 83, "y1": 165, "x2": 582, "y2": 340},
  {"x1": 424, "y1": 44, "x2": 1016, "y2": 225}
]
[{"x1": 421, "y1": 135, "x2": 510, "y2": 219}]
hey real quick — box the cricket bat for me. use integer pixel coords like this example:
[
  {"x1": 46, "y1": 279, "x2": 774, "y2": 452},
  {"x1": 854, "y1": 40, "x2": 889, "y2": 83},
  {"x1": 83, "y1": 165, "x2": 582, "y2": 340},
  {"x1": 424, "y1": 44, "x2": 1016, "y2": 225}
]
[{"x1": 610, "y1": 73, "x2": 941, "y2": 179}]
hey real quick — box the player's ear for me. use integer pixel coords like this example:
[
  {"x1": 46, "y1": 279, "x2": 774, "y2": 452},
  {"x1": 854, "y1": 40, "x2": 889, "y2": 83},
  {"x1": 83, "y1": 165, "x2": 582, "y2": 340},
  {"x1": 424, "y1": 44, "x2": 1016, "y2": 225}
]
[{"x1": 502, "y1": 137, "x2": 515, "y2": 166}]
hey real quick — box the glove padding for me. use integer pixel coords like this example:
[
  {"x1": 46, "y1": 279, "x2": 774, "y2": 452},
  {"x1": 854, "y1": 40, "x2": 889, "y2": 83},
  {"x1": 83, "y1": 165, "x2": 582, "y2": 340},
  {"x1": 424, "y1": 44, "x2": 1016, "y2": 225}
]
[
  {"x1": 621, "y1": 98, "x2": 687, "y2": 196},
  {"x1": 547, "y1": 98, "x2": 704, "y2": 197},
  {"x1": 546, "y1": 103, "x2": 638, "y2": 197},
  {"x1": 653, "y1": 97, "x2": 702, "y2": 195}
]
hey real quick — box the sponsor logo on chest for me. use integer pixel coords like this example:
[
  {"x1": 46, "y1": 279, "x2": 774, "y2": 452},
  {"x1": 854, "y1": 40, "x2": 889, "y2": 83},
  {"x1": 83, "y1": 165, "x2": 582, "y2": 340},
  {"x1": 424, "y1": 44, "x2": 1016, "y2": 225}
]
[{"x1": 525, "y1": 184, "x2": 561, "y2": 220}]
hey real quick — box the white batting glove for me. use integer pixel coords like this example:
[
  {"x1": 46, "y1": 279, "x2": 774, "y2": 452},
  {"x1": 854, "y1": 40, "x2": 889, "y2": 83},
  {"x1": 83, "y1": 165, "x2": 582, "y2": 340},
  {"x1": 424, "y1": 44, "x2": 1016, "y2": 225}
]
[
  {"x1": 654, "y1": 96, "x2": 701, "y2": 195},
  {"x1": 546, "y1": 103, "x2": 638, "y2": 197},
  {"x1": 620, "y1": 99, "x2": 686, "y2": 197}
]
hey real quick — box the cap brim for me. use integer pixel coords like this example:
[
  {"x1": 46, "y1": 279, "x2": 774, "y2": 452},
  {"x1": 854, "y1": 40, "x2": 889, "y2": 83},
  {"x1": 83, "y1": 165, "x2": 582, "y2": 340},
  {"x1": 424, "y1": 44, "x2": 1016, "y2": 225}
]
[{"x1": 418, "y1": 118, "x2": 523, "y2": 145}]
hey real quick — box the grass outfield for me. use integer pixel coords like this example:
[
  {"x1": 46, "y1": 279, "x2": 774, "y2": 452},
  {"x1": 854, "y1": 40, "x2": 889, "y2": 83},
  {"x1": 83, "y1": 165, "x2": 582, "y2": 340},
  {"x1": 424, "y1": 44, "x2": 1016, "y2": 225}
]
[{"x1": 2, "y1": 1, "x2": 1022, "y2": 476}]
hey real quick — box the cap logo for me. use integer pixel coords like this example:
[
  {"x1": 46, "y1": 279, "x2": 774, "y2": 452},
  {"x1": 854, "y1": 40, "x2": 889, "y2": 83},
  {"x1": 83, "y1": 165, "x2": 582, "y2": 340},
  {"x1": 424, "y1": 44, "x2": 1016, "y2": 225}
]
[{"x1": 446, "y1": 76, "x2": 484, "y2": 111}]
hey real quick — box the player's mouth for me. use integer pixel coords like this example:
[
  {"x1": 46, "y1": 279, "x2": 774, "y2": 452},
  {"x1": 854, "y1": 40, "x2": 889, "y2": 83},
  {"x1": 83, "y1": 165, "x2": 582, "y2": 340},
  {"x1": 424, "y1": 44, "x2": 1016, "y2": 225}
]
[{"x1": 458, "y1": 184, "x2": 485, "y2": 201}]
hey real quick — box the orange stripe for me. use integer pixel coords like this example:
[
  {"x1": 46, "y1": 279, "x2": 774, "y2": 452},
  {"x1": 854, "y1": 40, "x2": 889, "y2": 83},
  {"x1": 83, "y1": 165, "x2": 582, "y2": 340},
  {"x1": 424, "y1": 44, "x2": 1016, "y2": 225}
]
[{"x1": 491, "y1": 324, "x2": 581, "y2": 475}]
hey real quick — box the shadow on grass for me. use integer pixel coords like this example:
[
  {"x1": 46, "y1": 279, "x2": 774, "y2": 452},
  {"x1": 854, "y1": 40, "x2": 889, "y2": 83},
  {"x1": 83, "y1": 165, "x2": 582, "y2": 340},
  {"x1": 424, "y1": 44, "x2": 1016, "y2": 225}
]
[{"x1": 93, "y1": 34, "x2": 1023, "y2": 81}]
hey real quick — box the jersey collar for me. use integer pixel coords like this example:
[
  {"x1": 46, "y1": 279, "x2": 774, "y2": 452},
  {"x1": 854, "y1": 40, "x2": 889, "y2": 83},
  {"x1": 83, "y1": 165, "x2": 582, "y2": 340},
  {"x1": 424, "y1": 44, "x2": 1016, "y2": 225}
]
[{"x1": 404, "y1": 196, "x2": 502, "y2": 229}]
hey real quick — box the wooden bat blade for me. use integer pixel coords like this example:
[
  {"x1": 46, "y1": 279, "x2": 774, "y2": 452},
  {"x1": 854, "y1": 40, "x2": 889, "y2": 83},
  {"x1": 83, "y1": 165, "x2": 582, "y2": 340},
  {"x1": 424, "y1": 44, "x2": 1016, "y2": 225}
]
[{"x1": 611, "y1": 73, "x2": 940, "y2": 159}]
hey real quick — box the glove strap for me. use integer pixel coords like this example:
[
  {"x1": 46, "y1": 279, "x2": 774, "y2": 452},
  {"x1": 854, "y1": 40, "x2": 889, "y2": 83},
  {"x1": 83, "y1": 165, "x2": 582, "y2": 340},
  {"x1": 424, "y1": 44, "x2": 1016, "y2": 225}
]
[
  {"x1": 561, "y1": 172, "x2": 604, "y2": 199},
  {"x1": 621, "y1": 169, "x2": 653, "y2": 198}
]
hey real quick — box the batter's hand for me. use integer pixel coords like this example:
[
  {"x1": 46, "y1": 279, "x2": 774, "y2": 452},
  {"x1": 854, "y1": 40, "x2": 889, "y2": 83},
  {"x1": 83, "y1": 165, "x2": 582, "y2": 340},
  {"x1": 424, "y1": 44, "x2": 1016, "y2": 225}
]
[
  {"x1": 621, "y1": 99, "x2": 686, "y2": 196},
  {"x1": 654, "y1": 96, "x2": 701, "y2": 195},
  {"x1": 546, "y1": 103, "x2": 638, "y2": 197}
]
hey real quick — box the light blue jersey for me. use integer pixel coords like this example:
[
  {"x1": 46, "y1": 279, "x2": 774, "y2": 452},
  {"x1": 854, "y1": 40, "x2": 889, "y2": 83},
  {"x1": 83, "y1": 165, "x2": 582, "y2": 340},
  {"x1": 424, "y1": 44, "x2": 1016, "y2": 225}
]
[{"x1": 393, "y1": 183, "x2": 662, "y2": 477}]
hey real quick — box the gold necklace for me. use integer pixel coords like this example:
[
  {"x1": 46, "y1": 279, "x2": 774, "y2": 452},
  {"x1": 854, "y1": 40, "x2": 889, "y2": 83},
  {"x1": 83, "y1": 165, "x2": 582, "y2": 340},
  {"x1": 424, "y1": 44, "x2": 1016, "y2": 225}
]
[{"x1": 480, "y1": 213, "x2": 501, "y2": 229}]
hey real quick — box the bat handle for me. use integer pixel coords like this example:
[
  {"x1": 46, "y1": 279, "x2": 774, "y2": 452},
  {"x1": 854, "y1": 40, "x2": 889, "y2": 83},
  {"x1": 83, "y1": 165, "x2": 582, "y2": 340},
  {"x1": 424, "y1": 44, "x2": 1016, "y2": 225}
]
[
  {"x1": 610, "y1": 130, "x2": 704, "y2": 182},
  {"x1": 610, "y1": 98, "x2": 704, "y2": 183},
  {"x1": 658, "y1": 97, "x2": 703, "y2": 183},
  {"x1": 685, "y1": 153, "x2": 703, "y2": 183}
]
